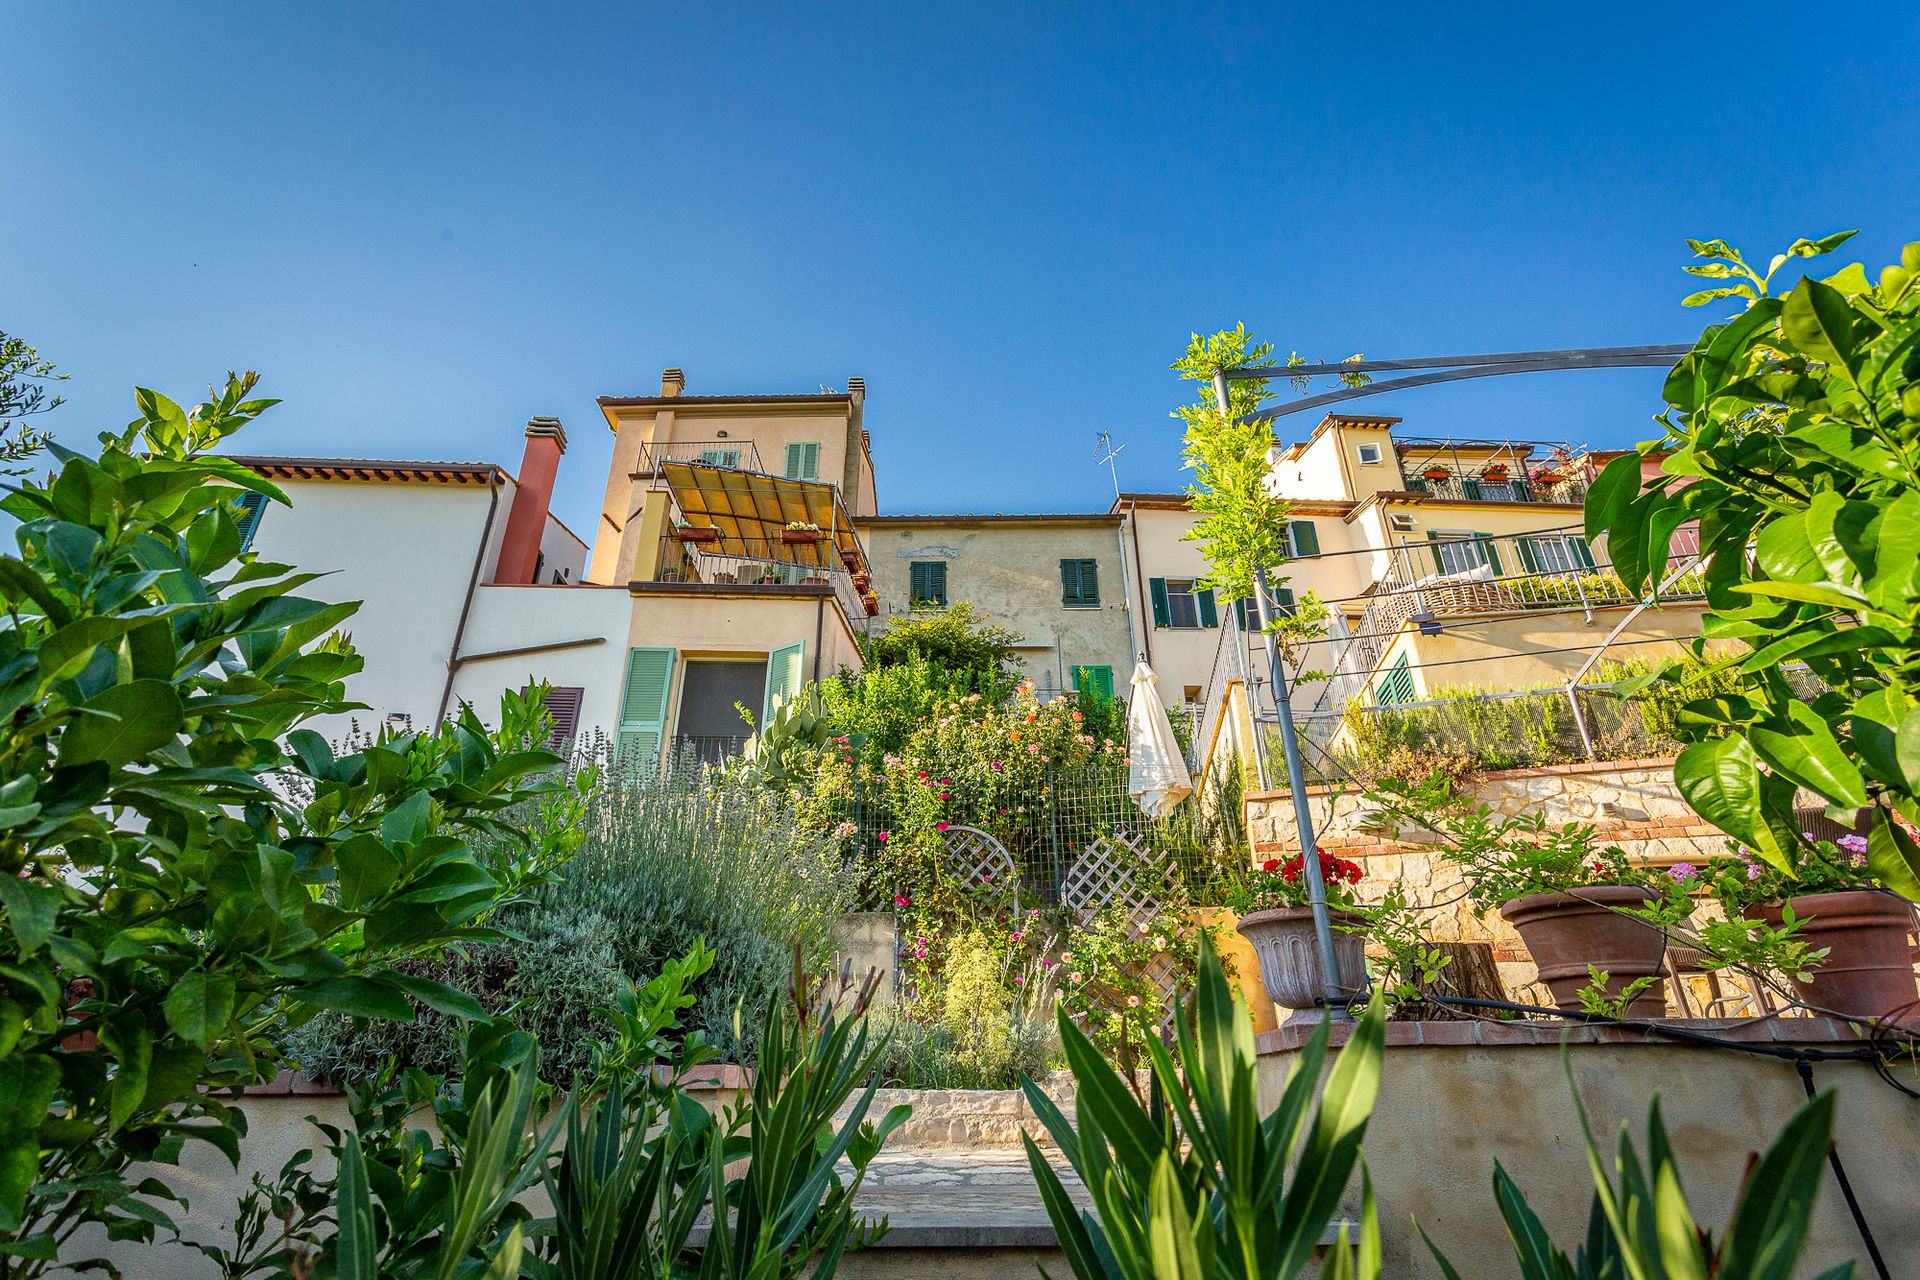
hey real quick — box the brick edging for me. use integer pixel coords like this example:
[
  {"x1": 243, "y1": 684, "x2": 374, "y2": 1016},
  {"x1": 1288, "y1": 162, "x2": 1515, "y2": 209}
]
[
  {"x1": 1244, "y1": 756, "x2": 1679, "y2": 803},
  {"x1": 1255, "y1": 1014, "x2": 1867, "y2": 1054}
]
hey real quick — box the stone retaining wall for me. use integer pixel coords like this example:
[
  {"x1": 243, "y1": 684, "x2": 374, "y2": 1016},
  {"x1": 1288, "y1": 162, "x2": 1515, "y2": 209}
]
[{"x1": 1243, "y1": 758, "x2": 1733, "y2": 998}]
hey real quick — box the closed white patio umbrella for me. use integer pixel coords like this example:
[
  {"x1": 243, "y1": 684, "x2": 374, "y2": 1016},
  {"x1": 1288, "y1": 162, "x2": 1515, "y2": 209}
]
[{"x1": 1126, "y1": 661, "x2": 1193, "y2": 819}]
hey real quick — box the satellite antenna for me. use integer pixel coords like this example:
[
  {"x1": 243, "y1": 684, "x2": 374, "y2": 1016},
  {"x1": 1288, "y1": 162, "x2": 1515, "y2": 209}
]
[{"x1": 1093, "y1": 431, "x2": 1125, "y2": 501}]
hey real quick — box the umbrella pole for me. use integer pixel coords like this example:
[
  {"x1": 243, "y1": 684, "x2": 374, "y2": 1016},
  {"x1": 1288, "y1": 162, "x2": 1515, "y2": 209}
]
[{"x1": 1253, "y1": 565, "x2": 1350, "y2": 1020}]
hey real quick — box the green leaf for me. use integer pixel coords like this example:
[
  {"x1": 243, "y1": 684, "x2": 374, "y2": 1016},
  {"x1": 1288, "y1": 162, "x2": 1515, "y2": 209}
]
[
  {"x1": 1727, "y1": 580, "x2": 1866, "y2": 611},
  {"x1": 1789, "y1": 230, "x2": 1858, "y2": 258},
  {"x1": 1584, "y1": 453, "x2": 1646, "y2": 546},
  {"x1": 386, "y1": 973, "x2": 487, "y2": 1021},
  {"x1": 60, "y1": 679, "x2": 185, "y2": 767},
  {"x1": 1867, "y1": 809, "x2": 1920, "y2": 902},
  {"x1": 0, "y1": 1053, "x2": 60, "y2": 1231},
  {"x1": 37, "y1": 618, "x2": 134, "y2": 684},
  {"x1": 0, "y1": 877, "x2": 59, "y2": 954},
  {"x1": 1717, "y1": 1088, "x2": 1836, "y2": 1279},
  {"x1": 297, "y1": 975, "x2": 417, "y2": 1023},
  {"x1": 162, "y1": 973, "x2": 236, "y2": 1050},
  {"x1": 1781, "y1": 278, "x2": 1860, "y2": 382},
  {"x1": 1749, "y1": 703, "x2": 1868, "y2": 810},
  {"x1": 1673, "y1": 737, "x2": 1790, "y2": 867}
]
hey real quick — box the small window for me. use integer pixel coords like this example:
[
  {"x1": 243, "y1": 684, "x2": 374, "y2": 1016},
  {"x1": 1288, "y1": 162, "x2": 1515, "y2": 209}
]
[
  {"x1": 534, "y1": 686, "x2": 585, "y2": 752},
  {"x1": 1182, "y1": 685, "x2": 1203, "y2": 705},
  {"x1": 909, "y1": 560, "x2": 948, "y2": 606},
  {"x1": 234, "y1": 490, "x2": 268, "y2": 551},
  {"x1": 1375, "y1": 655, "x2": 1415, "y2": 707},
  {"x1": 1060, "y1": 558, "x2": 1100, "y2": 607},
  {"x1": 1356, "y1": 442, "x2": 1384, "y2": 465},
  {"x1": 784, "y1": 442, "x2": 821, "y2": 481}
]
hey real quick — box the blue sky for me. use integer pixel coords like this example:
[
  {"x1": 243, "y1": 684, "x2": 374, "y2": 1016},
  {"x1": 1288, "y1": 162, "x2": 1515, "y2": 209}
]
[{"x1": 7, "y1": 3, "x2": 1917, "y2": 531}]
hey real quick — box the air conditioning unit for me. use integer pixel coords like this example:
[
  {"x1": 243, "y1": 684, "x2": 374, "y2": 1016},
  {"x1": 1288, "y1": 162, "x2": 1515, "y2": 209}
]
[{"x1": 1389, "y1": 514, "x2": 1417, "y2": 533}]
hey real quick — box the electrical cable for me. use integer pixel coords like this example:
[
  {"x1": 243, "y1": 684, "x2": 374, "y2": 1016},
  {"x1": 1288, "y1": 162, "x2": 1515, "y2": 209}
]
[{"x1": 1796, "y1": 1058, "x2": 1895, "y2": 1280}]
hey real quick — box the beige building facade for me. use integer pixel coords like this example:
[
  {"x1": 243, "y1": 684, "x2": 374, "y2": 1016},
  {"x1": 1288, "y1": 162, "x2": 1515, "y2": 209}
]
[{"x1": 855, "y1": 513, "x2": 1134, "y2": 701}]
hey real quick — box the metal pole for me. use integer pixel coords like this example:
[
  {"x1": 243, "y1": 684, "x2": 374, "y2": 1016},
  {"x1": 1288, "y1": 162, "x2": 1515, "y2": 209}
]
[
  {"x1": 1216, "y1": 368, "x2": 1345, "y2": 1016},
  {"x1": 1254, "y1": 565, "x2": 1349, "y2": 1017}
]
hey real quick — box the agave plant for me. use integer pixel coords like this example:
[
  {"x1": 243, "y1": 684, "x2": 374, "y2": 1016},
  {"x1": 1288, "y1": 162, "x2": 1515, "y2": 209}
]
[
  {"x1": 1021, "y1": 943, "x2": 1388, "y2": 1279},
  {"x1": 1422, "y1": 1055, "x2": 1855, "y2": 1279}
]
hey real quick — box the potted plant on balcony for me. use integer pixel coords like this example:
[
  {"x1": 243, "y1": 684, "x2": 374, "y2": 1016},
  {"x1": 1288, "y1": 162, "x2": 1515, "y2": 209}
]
[
  {"x1": 840, "y1": 547, "x2": 864, "y2": 570},
  {"x1": 861, "y1": 592, "x2": 879, "y2": 617},
  {"x1": 1366, "y1": 778, "x2": 1674, "y2": 1018},
  {"x1": 1421, "y1": 464, "x2": 1452, "y2": 482},
  {"x1": 1225, "y1": 849, "x2": 1369, "y2": 1023},
  {"x1": 781, "y1": 520, "x2": 826, "y2": 545},
  {"x1": 673, "y1": 522, "x2": 718, "y2": 544},
  {"x1": 1482, "y1": 462, "x2": 1510, "y2": 481},
  {"x1": 1699, "y1": 834, "x2": 1918, "y2": 1025}
]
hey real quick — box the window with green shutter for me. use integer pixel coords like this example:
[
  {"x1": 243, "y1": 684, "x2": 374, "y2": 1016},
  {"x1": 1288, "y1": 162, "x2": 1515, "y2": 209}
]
[
  {"x1": 234, "y1": 490, "x2": 268, "y2": 552},
  {"x1": 1072, "y1": 665, "x2": 1115, "y2": 703},
  {"x1": 1234, "y1": 587, "x2": 1294, "y2": 630},
  {"x1": 1287, "y1": 520, "x2": 1320, "y2": 558},
  {"x1": 697, "y1": 448, "x2": 741, "y2": 468},
  {"x1": 1375, "y1": 654, "x2": 1416, "y2": 707},
  {"x1": 1060, "y1": 558, "x2": 1099, "y2": 607},
  {"x1": 1195, "y1": 586, "x2": 1218, "y2": 628},
  {"x1": 616, "y1": 647, "x2": 676, "y2": 771},
  {"x1": 1154, "y1": 578, "x2": 1209, "y2": 628},
  {"x1": 1149, "y1": 577, "x2": 1170, "y2": 627},
  {"x1": 762, "y1": 642, "x2": 804, "y2": 724},
  {"x1": 909, "y1": 560, "x2": 948, "y2": 606},
  {"x1": 784, "y1": 442, "x2": 821, "y2": 480}
]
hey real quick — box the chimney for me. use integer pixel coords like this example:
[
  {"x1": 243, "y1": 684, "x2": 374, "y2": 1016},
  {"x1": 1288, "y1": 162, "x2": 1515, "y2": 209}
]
[
  {"x1": 661, "y1": 367, "x2": 685, "y2": 397},
  {"x1": 846, "y1": 376, "x2": 864, "y2": 402},
  {"x1": 494, "y1": 416, "x2": 568, "y2": 584}
]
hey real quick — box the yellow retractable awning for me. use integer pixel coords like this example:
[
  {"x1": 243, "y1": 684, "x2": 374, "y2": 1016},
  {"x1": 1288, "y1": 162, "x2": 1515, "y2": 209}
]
[{"x1": 659, "y1": 461, "x2": 868, "y2": 572}]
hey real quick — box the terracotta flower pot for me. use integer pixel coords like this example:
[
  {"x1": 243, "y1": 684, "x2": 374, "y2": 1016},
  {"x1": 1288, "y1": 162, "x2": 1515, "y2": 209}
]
[
  {"x1": 674, "y1": 526, "x2": 718, "y2": 543},
  {"x1": 1499, "y1": 886, "x2": 1668, "y2": 1018},
  {"x1": 1750, "y1": 890, "x2": 1919, "y2": 1026},
  {"x1": 1193, "y1": 907, "x2": 1278, "y2": 1034},
  {"x1": 781, "y1": 529, "x2": 825, "y2": 544},
  {"x1": 1422, "y1": 468, "x2": 1451, "y2": 481},
  {"x1": 1235, "y1": 906, "x2": 1368, "y2": 1023}
]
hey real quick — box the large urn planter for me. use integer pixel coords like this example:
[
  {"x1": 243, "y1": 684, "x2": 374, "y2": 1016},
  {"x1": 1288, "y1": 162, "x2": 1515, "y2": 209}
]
[
  {"x1": 1193, "y1": 908, "x2": 1278, "y2": 1034},
  {"x1": 1235, "y1": 907, "x2": 1368, "y2": 1024},
  {"x1": 1499, "y1": 886, "x2": 1668, "y2": 1018},
  {"x1": 1750, "y1": 890, "x2": 1919, "y2": 1026}
]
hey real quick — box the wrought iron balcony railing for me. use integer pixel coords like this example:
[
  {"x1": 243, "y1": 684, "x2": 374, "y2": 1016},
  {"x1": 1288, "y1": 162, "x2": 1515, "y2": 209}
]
[
  {"x1": 1403, "y1": 471, "x2": 1590, "y2": 505},
  {"x1": 652, "y1": 532, "x2": 872, "y2": 627},
  {"x1": 632, "y1": 440, "x2": 765, "y2": 481}
]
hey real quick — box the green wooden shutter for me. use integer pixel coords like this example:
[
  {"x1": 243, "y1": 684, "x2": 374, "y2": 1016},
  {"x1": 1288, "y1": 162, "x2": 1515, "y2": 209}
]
[
  {"x1": 1073, "y1": 665, "x2": 1115, "y2": 702},
  {"x1": 1462, "y1": 477, "x2": 1483, "y2": 500},
  {"x1": 617, "y1": 647, "x2": 676, "y2": 771},
  {"x1": 763, "y1": 642, "x2": 804, "y2": 724},
  {"x1": 1427, "y1": 531, "x2": 1446, "y2": 575},
  {"x1": 1234, "y1": 597, "x2": 1249, "y2": 630},
  {"x1": 1515, "y1": 536, "x2": 1540, "y2": 573},
  {"x1": 698, "y1": 448, "x2": 740, "y2": 467},
  {"x1": 1572, "y1": 535, "x2": 1597, "y2": 569},
  {"x1": 1289, "y1": 520, "x2": 1320, "y2": 558},
  {"x1": 1273, "y1": 587, "x2": 1296, "y2": 617},
  {"x1": 930, "y1": 560, "x2": 947, "y2": 604},
  {"x1": 1476, "y1": 533, "x2": 1504, "y2": 576},
  {"x1": 234, "y1": 491, "x2": 268, "y2": 551},
  {"x1": 910, "y1": 561, "x2": 946, "y2": 605},
  {"x1": 785, "y1": 442, "x2": 820, "y2": 480},
  {"x1": 1149, "y1": 578, "x2": 1169, "y2": 627},
  {"x1": 1060, "y1": 559, "x2": 1098, "y2": 606},
  {"x1": 1376, "y1": 654, "x2": 1415, "y2": 707},
  {"x1": 1196, "y1": 587, "x2": 1218, "y2": 628}
]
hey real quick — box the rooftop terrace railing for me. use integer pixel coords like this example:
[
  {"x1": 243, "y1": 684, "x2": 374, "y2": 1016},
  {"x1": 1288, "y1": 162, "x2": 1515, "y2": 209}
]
[
  {"x1": 632, "y1": 440, "x2": 766, "y2": 480},
  {"x1": 652, "y1": 531, "x2": 871, "y2": 628},
  {"x1": 1403, "y1": 471, "x2": 1591, "y2": 505}
]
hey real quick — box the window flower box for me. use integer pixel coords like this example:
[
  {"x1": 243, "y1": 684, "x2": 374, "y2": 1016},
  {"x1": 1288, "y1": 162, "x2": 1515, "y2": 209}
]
[
  {"x1": 840, "y1": 548, "x2": 864, "y2": 570},
  {"x1": 674, "y1": 526, "x2": 719, "y2": 544},
  {"x1": 1481, "y1": 464, "x2": 1509, "y2": 481},
  {"x1": 781, "y1": 528, "x2": 826, "y2": 545},
  {"x1": 1422, "y1": 467, "x2": 1452, "y2": 482}
]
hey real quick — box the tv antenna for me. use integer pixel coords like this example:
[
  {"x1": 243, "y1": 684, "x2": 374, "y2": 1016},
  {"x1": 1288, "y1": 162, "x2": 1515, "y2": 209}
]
[{"x1": 1093, "y1": 431, "x2": 1125, "y2": 500}]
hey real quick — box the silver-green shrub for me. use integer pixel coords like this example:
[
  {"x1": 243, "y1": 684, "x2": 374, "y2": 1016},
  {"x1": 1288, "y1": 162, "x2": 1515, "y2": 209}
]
[{"x1": 288, "y1": 760, "x2": 858, "y2": 1079}]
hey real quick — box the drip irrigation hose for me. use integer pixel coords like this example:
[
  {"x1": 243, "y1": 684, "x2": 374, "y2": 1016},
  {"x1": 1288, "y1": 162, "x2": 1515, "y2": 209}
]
[{"x1": 1796, "y1": 1059, "x2": 1893, "y2": 1280}]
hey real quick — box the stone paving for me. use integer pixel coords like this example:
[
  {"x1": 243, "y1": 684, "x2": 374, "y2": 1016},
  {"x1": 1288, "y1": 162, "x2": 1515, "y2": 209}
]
[{"x1": 849, "y1": 1147, "x2": 1089, "y2": 1245}]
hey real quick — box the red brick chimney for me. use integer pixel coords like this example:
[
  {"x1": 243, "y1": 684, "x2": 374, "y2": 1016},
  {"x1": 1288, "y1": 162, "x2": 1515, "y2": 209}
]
[{"x1": 494, "y1": 417, "x2": 567, "y2": 584}]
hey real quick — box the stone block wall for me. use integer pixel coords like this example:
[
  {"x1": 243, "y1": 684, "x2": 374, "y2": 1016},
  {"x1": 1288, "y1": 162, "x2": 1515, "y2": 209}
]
[{"x1": 1242, "y1": 758, "x2": 1740, "y2": 999}]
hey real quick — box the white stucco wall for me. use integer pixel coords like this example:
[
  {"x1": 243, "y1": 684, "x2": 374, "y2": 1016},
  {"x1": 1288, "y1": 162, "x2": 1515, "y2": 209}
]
[
  {"x1": 242, "y1": 475, "x2": 512, "y2": 743},
  {"x1": 447, "y1": 584, "x2": 636, "y2": 743}
]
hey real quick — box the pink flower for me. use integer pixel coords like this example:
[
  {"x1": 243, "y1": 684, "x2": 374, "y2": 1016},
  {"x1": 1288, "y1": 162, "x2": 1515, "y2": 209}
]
[
  {"x1": 1060, "y1": 951, "x2": 1073, "y2": 964},
  {"x1": 1028, "y1": 744, "x2": 1040, "y2": 755},
  {"x1": 878, "y1": 830, "x2": 890, "y2": 842},
  {"x1": 990, "y1": 761, "x2": 1003, "y2": 770},
  {"x1": 1747, "y1": 864, "x2": 1763, "y2": 881},
  {"x1": 1126, "y1": 995, "x2": 1141, "y2": 1008},
  {"x1": 939, "y1": 792, "x2": 950, "y2": 800},
  {"x1": 1070, "y1": 971, "x2": 1084, "y2": 983},
  {"x1": 1013, "y1": 975, "x2": 1025, "y2": 985},
  {"x1": 1668, "y1": 863, "x2": 1698, "y2": 883},
  {"x1": 936, "y1": 820, "x2": 950, "y2": 832},
  {"x1": 914, "y1": 947, "x2": 927, "y2": 958},
  {"x1": 1042, "y1": 959, "x2": 1056, "y2": 969},
  {"x1": 894, "y1": 894, "x2": 911, "y2": 908},
  {"x1": 1009, "y1": 932, "x2": 1024, "y2": 942}
]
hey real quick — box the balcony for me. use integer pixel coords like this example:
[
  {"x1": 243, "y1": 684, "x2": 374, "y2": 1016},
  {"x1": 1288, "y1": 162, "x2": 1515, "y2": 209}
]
[
  {"x1": 1403, "y1": 471, "x2": 1589, "y2": 505},
  {"x1": 1345, "y1": 527, "x2": 1706, "y2": 674},
  {"x1": 632, "y1": 440, "x2": 765, "y2": 483},
  {"x1": 653, "y1": 531, "x2": 871, "y2": 625}
]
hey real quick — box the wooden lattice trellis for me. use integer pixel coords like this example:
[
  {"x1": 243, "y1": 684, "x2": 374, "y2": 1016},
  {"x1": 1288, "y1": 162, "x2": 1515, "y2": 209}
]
[
  {"x1": 941, "y1": 825, "x2": 1020, "y2": 913},
  {"x1": 1061, "y1": 830, "x2": 1180, "y2": 1004}
]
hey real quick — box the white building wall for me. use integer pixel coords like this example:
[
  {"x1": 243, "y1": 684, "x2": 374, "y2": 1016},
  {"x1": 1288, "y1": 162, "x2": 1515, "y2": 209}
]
[{"x1": 448, "y1": 584, "x2": 635, "y2": 745}]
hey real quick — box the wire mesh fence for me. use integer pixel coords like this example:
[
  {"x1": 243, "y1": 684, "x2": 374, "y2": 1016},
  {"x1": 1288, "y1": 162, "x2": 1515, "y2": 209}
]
[{"x1": 829, "y1": 761, "x2": 1245, "y2": 910}]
